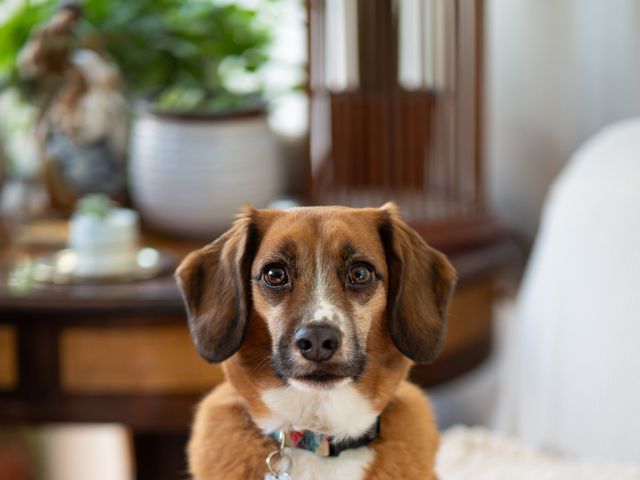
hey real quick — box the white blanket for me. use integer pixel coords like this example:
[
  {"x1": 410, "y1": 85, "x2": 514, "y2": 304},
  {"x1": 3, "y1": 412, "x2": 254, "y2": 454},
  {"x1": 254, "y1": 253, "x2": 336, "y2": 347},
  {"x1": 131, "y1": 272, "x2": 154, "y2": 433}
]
[{"x1": 438, "y1": 426, "x2": 640, "y2": 479}]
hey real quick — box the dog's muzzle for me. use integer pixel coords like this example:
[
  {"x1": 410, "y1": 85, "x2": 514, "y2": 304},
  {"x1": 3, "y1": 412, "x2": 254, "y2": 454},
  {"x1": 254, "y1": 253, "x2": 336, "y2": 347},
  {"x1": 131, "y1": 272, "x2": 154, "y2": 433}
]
[{"x1": 272, "y1": 322, "x2": 366, "y2": 385}]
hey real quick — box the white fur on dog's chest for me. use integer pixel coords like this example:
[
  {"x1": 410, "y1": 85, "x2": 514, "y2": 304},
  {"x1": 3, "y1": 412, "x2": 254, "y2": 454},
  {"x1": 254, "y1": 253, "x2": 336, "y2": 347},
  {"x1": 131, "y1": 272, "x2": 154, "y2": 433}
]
[
  {"x1": 258, "y1": 383, "x2": 378, "y2": 479},
  {"x1": 258, "y1": 383, "x2": 379, "y2": 440}
]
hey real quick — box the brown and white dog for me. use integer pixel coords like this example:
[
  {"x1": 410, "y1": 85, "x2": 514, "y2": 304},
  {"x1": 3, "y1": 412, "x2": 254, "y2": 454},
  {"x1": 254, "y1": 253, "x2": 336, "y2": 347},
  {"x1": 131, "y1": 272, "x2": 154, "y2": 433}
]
[{"x1": 175, "y1": 203, "x2": 456, "y2": 480}]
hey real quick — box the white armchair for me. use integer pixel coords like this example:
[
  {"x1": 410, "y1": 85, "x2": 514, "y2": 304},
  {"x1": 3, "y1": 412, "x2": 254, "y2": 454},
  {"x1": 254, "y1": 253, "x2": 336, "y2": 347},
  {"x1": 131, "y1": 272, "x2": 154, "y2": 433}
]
[{"x1": 495, "y1": 118, "x2": 640, "y2": 463}]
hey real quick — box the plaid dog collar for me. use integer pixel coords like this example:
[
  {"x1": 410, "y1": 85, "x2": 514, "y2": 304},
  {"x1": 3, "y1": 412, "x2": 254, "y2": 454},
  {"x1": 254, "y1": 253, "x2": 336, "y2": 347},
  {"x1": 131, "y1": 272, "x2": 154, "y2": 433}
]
[{"x1": 269, "y1": 417, "x2": 380, "y2": 457}]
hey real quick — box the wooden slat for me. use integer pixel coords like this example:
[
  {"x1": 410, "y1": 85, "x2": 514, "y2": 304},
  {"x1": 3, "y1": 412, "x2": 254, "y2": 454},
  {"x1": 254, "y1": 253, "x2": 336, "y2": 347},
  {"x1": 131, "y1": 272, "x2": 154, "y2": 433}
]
[
  {"x1": 441, "y1": 279, "x2": 493, "y2": 358},
  {"x1": 308, "y1": 0, "x2": 486, "y2": 231},
  {"x1": 0, "y1": 325, "x2": 17, "y2": 390},
  {"x1": 60, "y1": 325, "x2": 224, "y2": 394}
]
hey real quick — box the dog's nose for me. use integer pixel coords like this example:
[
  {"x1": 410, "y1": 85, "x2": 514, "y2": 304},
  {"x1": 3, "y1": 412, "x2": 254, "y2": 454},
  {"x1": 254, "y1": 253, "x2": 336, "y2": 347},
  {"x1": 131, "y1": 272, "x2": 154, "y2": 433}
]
[{"x1": 294, "y1": 323, "x2": 342, "y2": 362}]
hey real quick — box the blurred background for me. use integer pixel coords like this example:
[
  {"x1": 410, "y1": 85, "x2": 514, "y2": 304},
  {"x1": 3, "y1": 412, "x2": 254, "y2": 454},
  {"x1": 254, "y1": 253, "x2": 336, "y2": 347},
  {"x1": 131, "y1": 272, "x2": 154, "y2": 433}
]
[{"x1": 1, "y1": 0, "x2": 639, "y2": 479}]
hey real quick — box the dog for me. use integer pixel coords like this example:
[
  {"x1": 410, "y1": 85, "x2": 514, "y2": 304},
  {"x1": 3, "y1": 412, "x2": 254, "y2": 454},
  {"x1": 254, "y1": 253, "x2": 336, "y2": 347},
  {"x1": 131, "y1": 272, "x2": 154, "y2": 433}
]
[{"x1": 175, "y1": 203, "x2": 456, "y2": 479}]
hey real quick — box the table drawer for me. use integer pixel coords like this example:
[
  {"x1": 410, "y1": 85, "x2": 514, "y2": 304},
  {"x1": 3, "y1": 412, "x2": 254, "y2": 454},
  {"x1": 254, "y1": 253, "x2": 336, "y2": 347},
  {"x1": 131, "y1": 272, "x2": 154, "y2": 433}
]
[{"x1": 60, "y1": 325, "x2": 223, "y2": 394}]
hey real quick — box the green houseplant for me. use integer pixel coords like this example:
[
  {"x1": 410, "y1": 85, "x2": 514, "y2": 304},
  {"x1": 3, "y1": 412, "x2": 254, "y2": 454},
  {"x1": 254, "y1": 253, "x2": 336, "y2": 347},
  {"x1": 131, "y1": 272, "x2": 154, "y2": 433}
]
[
  {"x1": 0, "y1": 0, "x2": 272, "y2": 112},
  {"x1": 0, "y1": 0, "x2": 285, "y2": 237}
]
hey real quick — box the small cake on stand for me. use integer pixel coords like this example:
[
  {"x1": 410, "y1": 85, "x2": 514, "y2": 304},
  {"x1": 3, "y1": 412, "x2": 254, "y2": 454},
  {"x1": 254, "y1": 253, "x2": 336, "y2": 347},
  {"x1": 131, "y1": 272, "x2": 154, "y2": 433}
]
[
  {"x1": 69, "y1": 195, "x2": 141, "y2": 277},
  {"x1": 32, "y1": 195, "x2": 168, "y2": 284}
]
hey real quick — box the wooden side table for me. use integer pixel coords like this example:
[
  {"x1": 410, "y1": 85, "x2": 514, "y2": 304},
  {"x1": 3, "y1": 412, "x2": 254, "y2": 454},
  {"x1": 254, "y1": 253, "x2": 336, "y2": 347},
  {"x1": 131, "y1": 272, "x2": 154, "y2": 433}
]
[{"x1": 0, "y1": 222, "x2": 518, "y2": 479}]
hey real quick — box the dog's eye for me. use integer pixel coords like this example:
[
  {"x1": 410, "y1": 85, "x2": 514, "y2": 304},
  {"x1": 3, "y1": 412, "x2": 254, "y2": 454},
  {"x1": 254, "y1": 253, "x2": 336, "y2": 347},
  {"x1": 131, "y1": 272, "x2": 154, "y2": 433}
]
[
  {"x1": 263, "y1": 265, "x2": 289, "y2": 287},
  {"x1": 348, "y1": 263, "x2": 373, "y2": 286}
]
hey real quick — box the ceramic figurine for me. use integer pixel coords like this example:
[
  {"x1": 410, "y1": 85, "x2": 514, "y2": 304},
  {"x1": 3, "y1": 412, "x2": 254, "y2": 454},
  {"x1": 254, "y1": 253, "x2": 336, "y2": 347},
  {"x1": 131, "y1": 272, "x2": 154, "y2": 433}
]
[{"x1": 18, "y1": 2, "x2": 128, "y2": 212}]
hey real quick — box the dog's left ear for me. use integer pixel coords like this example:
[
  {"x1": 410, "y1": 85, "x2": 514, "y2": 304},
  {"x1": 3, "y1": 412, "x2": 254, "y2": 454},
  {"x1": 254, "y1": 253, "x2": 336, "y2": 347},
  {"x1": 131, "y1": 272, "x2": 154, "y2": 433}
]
[
  {"x1": 379, "y1": 203, "x2": 457, "y2": 364},
  {"x1": 175, "y1": 207, "x2": 258, "y2": 363}
]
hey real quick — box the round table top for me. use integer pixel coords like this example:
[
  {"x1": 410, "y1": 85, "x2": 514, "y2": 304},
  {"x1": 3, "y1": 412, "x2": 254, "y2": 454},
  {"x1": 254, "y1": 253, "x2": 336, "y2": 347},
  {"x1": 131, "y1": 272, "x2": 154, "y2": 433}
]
[{"x1": 0, "y1": 219, "x2": 519, "y2": 313}]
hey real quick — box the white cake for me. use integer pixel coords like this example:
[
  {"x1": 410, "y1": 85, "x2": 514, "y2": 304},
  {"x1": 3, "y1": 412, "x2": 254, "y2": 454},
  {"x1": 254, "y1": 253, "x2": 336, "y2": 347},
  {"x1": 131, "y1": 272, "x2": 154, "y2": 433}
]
[{"x1": 68, "y1": 207, "x2": 140, "y2": 277}]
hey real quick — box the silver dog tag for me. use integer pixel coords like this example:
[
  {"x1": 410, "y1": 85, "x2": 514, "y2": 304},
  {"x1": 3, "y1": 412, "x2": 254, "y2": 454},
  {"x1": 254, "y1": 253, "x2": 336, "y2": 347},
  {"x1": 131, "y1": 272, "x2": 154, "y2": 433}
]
[
  {"x1": 265, "y1": 474, "x2": 291, "y2": 480},
  {"x1": 265, "y1": 431, "x2": 292, "y2": 480}
]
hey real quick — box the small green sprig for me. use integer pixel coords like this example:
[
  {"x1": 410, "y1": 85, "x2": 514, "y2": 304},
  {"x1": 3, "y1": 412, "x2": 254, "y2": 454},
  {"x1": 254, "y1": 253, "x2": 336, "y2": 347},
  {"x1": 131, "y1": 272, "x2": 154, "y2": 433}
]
[{"x1": 75, "y1": 194, "x2": 115, "y2": 219}]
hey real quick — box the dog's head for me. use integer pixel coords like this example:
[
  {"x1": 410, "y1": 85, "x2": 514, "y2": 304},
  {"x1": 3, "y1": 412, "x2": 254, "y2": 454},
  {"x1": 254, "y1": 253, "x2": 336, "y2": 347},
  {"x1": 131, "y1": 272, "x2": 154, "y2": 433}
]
[{"x1": 176, "y1": 204, "x2": 456, "y2": 392}]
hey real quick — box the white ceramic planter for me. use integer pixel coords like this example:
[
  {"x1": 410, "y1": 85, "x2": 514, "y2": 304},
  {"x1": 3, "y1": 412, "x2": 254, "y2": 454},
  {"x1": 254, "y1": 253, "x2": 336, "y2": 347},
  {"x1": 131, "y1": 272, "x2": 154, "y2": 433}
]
[{"x1": 129, "y1": 108, "x2": 283, "y2": 238}]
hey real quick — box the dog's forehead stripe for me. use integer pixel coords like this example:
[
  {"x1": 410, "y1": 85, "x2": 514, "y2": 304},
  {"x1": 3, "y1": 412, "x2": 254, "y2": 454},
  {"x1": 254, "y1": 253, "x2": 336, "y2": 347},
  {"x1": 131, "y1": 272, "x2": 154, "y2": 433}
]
[{"x1": 312, "y1": 240, "x2": 346, "y2": 327}]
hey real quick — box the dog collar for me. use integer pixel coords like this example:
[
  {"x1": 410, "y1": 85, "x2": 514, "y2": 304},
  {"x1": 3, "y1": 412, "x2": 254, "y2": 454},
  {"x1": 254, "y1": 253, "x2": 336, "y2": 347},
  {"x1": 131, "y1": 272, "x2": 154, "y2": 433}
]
[{"x1": 269, "y1": 417, "x2": 380, "y2": 458}]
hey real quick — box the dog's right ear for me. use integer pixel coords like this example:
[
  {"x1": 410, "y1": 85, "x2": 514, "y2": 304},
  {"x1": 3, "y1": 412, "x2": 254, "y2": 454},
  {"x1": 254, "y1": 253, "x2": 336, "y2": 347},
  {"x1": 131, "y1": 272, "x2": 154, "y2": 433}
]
[{"x1": 175, "y1": 208, "x2": 258, "y2": 363}]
